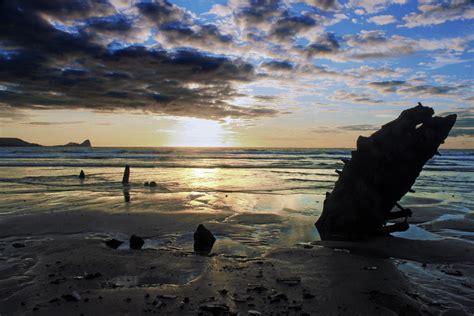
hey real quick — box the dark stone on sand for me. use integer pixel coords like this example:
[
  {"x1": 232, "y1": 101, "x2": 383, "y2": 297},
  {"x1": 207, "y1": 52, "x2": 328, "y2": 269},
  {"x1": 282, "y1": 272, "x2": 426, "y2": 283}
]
[
  {"x1": 442, "y1": 269, "x2": 463, "y2": 276},
  {"x1": 130, "y1": 235, "x2": 144, "y2": 249},
  {"x1": 12, "y1": 242, "x2": 25, "y2": 248},
  {"x1": 122, "y1": 165, "x2": 130, "y2": 184},
  {"x1": 315, "y1": 103, "x2": 457, "y2": 240},
  {"x1": 276, "y1": 277, "x2": 301, "y2": 285},
  {"x1": 144, "y1": 181, "x2": 149, "y2": 186},
  {"x1": 219, "y1": 289, "x2": 228, "y2": 295},
  {"x1": 193, "y1": 224, "x2": 216, "y2": 253},
  {"x1": 149, "y1": 181, "x2": 157, "y2": 187},
  {"x1": 79, "y1": 170, "x2": 85, "y2": 179},
  {"x1": 62, "y1": 291, "x2": 81, "y2": 302},
  {"x1": 199, "y1": 303, "x2": 229, "y2": 313},
  {"x1": 105, "y1": 239, "x2": 123, "y2": 249},
  {"x1": 84, "y1": 272, "x2": 102, "y2": 280}
]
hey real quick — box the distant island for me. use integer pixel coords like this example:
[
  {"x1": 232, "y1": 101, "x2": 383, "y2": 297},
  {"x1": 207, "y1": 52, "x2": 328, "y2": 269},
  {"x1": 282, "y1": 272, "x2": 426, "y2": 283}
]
[{"x1": 0, "y1": 138, "x2": 92, "y2": 147}]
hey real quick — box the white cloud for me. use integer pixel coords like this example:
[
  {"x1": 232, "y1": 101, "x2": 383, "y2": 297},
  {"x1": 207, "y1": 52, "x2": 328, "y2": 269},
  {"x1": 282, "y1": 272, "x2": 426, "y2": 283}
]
[
  {"x1": 402, "y1": 0, "x2": 474, "y2": 28},
  {"x1": 208, "y1": 4, "x2": 233, "y2": 17},
  {"x1": 348, "y1": 0, "x2": 407, "y2": 14},
  {"x1": 368, "y1": 15, "x2": 397, "y2": 25}
]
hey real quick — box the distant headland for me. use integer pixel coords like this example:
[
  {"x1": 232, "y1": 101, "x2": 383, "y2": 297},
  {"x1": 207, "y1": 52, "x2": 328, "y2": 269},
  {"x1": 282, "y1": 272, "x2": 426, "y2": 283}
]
[{"x1": 0, "y1": 138, "x2": 92, "y2": 147}]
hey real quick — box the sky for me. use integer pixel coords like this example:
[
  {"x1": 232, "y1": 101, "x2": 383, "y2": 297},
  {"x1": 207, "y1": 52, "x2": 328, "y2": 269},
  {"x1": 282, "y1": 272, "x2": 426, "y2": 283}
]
[{"x1": 0, "y1": 0, "x2": 473, "y2": 148}]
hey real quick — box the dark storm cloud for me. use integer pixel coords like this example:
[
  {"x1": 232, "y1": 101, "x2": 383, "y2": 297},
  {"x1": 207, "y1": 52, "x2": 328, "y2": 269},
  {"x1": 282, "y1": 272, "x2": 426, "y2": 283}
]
[
  {"x1": 299, "y1": 0, "x2": 341, "y2": 11},
  {"x1": 268, "y1": 12, "x2": 317, "y2": 41},
  {"x1": 235, "y1": 0, "x2": 283, "y2": 26},
  {"x1": 261, "y1": 60, "x2": 294, "y2": 71},
  {"x1": 85, "y1": 14, "x2": 134, "y2": 34},
  {"x1": 159, "y1": 22, "x2": 234, "y2": 47},
  {"x1": 136, "y1": 0, "x2": 189, "y2": 25},
  {"x1": 301, "y1": 33, "x2": 340, "y2": 58},
  {"x1": 0, "y1": 0, "x2": 280, "y2": 120}
]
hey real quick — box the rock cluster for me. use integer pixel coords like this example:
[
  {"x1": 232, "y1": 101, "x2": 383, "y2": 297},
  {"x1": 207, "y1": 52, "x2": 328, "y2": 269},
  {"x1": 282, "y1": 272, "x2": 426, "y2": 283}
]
[{"x1": 315, "y1": 104, "x2": 457, "y2": 240}]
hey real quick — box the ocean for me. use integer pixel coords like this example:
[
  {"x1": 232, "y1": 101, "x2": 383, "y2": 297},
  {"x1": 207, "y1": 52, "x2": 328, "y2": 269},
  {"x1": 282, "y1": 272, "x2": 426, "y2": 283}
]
[{"x1": 0, "y1": 147, "x2": 473, "y2": 243}]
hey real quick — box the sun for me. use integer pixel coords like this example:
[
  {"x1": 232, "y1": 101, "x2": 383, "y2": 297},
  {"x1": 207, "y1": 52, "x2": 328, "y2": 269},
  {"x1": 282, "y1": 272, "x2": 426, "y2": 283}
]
[{"x1": 166, "y1": 118, "x2": 235, "y2": 147}]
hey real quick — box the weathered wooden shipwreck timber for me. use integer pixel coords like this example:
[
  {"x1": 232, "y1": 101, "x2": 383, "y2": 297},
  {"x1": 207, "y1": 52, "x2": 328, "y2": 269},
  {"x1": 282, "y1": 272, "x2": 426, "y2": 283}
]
[{"x1": 315, "y1": 103, "x2": 457, "y2": 240}]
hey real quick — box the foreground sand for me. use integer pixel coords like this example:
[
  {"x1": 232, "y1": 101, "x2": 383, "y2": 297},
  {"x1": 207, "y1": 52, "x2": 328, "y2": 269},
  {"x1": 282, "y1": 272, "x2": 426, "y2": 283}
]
[{"x1": 1, "y1": 210, "x2": 473, "y2": 315}]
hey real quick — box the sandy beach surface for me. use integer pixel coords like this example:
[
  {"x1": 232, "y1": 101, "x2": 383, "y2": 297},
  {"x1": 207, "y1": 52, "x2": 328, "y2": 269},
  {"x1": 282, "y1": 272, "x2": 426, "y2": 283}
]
[{"x1": 0, "y1": 148, "x2": 473, "y2": 315}]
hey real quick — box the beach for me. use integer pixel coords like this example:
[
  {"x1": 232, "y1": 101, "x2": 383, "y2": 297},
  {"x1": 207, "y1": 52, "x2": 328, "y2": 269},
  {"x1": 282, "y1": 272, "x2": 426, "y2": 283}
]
[{"x1": 0, "y1": 147, "x2": 473, "y2": 315}]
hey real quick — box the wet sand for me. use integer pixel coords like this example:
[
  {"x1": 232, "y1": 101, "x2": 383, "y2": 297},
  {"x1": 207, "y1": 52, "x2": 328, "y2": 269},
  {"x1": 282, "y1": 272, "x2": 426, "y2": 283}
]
[{"x1": 1, "y1": 203, "x2": 473, "y2": 315}]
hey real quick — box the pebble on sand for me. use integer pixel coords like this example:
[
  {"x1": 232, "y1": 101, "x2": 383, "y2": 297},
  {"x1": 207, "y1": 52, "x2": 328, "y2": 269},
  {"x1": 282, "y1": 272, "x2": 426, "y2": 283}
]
[
  {"x1": 105, "y1": 239, "x2": 123, "y2": 249},
  {"x1": 130, "y1": 235, "x2": 145, "y2": 249},
  {"x1": 193, "y1": 224, "x2": 216, "y2": 253}
]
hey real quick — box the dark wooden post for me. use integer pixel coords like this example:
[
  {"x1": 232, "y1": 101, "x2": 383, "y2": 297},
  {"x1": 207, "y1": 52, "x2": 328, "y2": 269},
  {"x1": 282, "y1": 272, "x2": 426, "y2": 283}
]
[{"x1": 122, "y1": 165, "x2": 130, "y2": 185}]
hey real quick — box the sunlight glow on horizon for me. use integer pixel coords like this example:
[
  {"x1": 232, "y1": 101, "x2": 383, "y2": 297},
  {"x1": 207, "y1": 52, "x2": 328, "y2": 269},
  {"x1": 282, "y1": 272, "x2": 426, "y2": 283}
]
[{"x1": 162, "y1": 118, "x2": 237, "y2": 147}]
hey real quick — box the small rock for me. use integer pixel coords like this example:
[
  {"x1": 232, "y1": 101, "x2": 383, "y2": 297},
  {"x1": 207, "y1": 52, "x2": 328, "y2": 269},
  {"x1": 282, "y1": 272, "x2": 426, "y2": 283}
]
[
  {"x1": 333, "y1": 248, "x2": 351, "y2": 254},
  {"x1": 183, "y1": 297, "x2": 190, "y2": 303},
  {"x1": 79, "y1": 170, "x2": 85, "y2": 179},
  {"x1": 157, "y1": 294, "x2": 177, "y2": 299},
  {"x1": 248, "y1": 310, "x2": 262, "y2": 316},
  {"x1": 199, "y1": 303, "x2": 229, "y2": 313},
  {"x1": 105, "y1": 239, "x2": 123, "y2": 249},
  {"x1": 84, "y1": 272, "x2": 102, "y2": 280},
  {"x1": 269, "y1": 292, "x2": 288, "y2": 303},
  {"x1": 276, "y1": 277, "x2": 301, "y2": 285},
  {"x1": 12, "y1": 242, "x2": 26, "y2": 248},
  {"x1": 144, "y1": 181, "x2": 149, "y2": 186},
  {"x1": 442, "y1": 269, "x2": 463, "y2": 277},
  {"x1": 130, "y1": 235, "x2": 144, "y2": 249},
  {"x1": 231, "y1": 293, "x2": 249, "y2": 302},
  {"x1": 219, "y1": 289, "x2": 228, "y2": 295},
  {"x1": 303, "y1": 292, "x2": 315, "y2": 299},
  {"x1": 193, "y1": 224, "x2": 216, "y2": 253},
  {"x1": 288, "y1": 304, "x2": 303, "y2": 311},
  {"x1": 62, "y1": 291, "x2": 81, "y2": 302},
  {"x1": 247, "y1": 285, "x2": 267, "y2": 293},
  {"x1": 149, "y1": 181, "x2": 157, "y2": 187}
]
